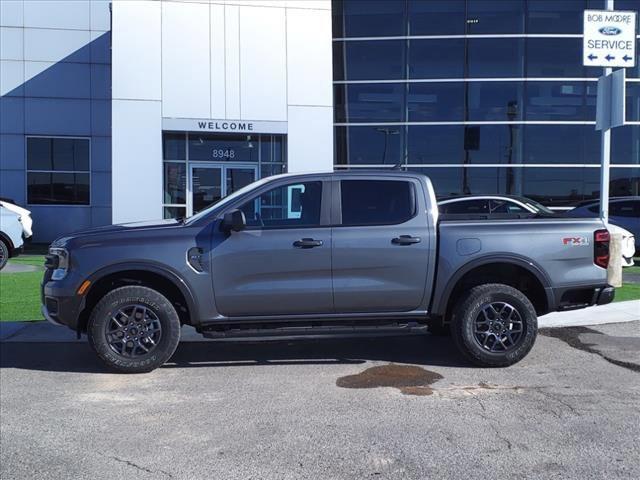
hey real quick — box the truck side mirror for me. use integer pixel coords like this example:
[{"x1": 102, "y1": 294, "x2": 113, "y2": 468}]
[{"x1": 222, "y1": 209, "x2": 246, "y2": 232}]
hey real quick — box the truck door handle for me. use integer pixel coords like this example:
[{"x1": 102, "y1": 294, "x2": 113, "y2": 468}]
[
  {"x1": 392, "y1": 235, "x2": 421, "y2": 246},
  {"x1": 293, "y1": 238, "x2": 323, "y2": 249}
]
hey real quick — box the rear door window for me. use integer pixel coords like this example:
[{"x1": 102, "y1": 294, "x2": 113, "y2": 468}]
[{"x1": 340, "y1": 180, "x2": 415, "y2": 226}]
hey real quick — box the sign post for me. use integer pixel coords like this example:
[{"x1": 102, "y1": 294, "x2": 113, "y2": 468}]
[{"x1": 583, "y1": 4, "x2": 636, "y2": 223}]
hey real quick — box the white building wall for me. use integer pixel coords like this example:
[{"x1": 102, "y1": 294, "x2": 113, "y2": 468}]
[
  {"x1": 111, "y1": 0, "x2": 163, "y2": 223},
  {"x1": 111, "y1": 0, "x2": 333, "y2": 223}
]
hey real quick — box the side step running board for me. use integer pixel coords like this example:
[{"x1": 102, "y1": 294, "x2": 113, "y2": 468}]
[{"x1": 199, "y1": 322, "x2": 428, "y2": 339}]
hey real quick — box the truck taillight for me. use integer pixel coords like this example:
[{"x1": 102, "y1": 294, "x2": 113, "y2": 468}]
[{"x1": 594, "y1": 229, "x2": 610, "y2": 269}]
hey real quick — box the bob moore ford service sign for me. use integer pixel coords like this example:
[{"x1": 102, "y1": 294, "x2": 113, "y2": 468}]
[{"x1": 583, "y1": 10, "x2": 637, "y2": 68}]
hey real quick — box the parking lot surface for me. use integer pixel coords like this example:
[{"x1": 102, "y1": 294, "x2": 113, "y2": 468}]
[{"x1": 1, "y1": 321, "x2": 639, "y2": 480}]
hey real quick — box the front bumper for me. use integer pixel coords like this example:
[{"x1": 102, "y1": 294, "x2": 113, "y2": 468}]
[{"x1": 41, "y1": 271, "x2": 86, "y2": 331}]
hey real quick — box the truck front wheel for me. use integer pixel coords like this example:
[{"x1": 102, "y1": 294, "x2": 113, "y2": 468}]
[
  {"x1": 87, "y1": 286, "x2": 181, "y2": 373},
  {"x1": 450, "y1": 283, "x2": 537, "y2": 367}
]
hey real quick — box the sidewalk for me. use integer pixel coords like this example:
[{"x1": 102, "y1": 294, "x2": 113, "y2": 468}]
[{"x1": 1, "y1": 299, "x2": 637, "y2": 343}]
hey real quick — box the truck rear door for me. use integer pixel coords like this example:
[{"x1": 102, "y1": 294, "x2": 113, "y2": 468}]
[{"x1": 331, "y1": 178, "x2": 431, "y2": 313}]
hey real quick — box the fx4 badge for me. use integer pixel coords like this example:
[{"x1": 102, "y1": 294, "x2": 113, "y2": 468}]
[{"x1": 562, "y1": 236, "x2": 589, "y2": 246}]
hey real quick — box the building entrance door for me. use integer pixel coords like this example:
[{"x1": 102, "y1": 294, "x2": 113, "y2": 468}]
[{"x1": 188, "y1": 164, "x2": 257, "y2": 215}]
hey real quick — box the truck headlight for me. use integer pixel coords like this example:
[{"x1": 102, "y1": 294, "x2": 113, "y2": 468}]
[{"x1": 47, "y1": 247, "x2": 70, "y2": 280}]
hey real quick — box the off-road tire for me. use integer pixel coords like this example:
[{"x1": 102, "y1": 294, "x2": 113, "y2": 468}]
[
  {"x1": 0, "y1": 240, "x2": 9, "y2": 271},
  {"x1": 451, "y1": 283, "x2": 537, "y2": 367},
  {"x1": 88, "y1": 286, "x2": 181, "y2": 373}
]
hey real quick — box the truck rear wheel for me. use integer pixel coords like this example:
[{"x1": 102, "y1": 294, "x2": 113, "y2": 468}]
[
  {"x1": 450, "y1": 283, "x2": 537, "y2": 367},
  {"x1": 87, "y1": 286, "x2": 181, "y2": 373}
]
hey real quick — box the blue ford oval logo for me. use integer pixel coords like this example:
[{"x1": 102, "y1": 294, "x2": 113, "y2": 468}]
[{"x1": 599, "y1": 26, "x2": 622, "y2": 35}]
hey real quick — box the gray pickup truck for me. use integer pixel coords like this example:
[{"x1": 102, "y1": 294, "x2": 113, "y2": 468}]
[{"x1": 42, "y1": 171, "x2": 614, "y2": 372}]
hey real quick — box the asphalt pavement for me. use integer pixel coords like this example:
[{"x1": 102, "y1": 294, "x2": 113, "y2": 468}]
[{"x1": 1, "y1": 320, "x2": 639, "y2": 480}]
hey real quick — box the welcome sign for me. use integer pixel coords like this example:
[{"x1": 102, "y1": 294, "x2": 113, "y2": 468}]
[
  {"x1": 162, "y1": 118, "x2": 288, "y2": 134},
  {"x1": 583, "y1": 10, "x2": 637, "y2": 68}
]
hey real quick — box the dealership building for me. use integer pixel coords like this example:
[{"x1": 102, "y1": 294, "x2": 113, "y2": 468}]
[{"x1": 0, "y1": 0, "x2": 638, "y2": 242}]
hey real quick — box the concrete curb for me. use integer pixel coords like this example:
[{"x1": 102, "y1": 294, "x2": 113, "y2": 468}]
[{"x1": 1, "y1": 299, "x2": 637, "y2": 343}]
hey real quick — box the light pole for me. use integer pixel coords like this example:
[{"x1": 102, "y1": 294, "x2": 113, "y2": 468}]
[{"x1": 375, "y1": 127, "x2": 400, "y2": 165}]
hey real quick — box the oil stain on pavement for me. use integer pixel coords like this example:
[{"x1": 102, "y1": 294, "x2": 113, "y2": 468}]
[
  {"x1": 336, "y1": 364, "x2": 443, "y2": 396},
  {"x1": 541, "y1": 326, "x2": 640, "y2": 373}
]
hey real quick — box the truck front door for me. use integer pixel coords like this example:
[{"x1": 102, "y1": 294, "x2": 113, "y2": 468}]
[{"x1": 211, "y1": 179, "x2": 333, "y2": 317}]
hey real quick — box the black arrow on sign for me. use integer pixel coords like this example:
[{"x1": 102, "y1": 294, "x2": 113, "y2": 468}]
[
  {"x1": 623, "y1": 55, "x2": 632, "y2": 62},
  {"x1": 605, "y1": 54, "x2": 615, "y2": 61},
  {"x1": 588, "y1": 53, "x2": 598, "y2": 60}
]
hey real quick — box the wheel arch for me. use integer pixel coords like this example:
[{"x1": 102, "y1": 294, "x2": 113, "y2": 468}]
[
  {"x1": 77, "y1": 262, "x2": 196, "y2": 334},
  {"x1": 432, "y1": 255, "x2": 553, "y2": 319}
]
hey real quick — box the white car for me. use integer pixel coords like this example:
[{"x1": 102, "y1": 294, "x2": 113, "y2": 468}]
[
  {"x1": 0, "y1": 206, "x2": 24, "y2": 270},
  {"x1": 0, "y1": 199, "x2": 33, "y2": 239},
  {"x1": 607, "y1": 223, "x2": 636, "y2": 268},
  {"x1": 438, "y1": 195, "x2": 635, "y2": 267}
]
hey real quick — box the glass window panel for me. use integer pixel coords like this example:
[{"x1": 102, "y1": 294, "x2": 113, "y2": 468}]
[
  {"x1": 627, "y1": 41, "x2": 640, "y2": 78},
  {"x1": 521, "y1": 167, "x2": 599, "y2": 207},
  {"x1": 27, "y1": 137, "x2": 52, "y2": 170},
  {"x1": 466, "y1": 0, "x2": 525, "y2": 34},
  {"x1": 238, "y1": 182, "x2": 322, "y2": 229},
  {"x1": 52, "y1": 138, "x2": 75, "y2": 171},
  {"x1": 463, "y1": 125, "x2": 522, "y2": 165},
  {"x1": 261, "y1": 163, "x2": 286, "y2": 178},
  {"x1": 226, "y1": 167, "x2": 256, "y2": 195},
  {"x1": 189, "y1": 134, "x2": 259, "y2": 162},
  {"x1": 339, "y1": 0, "x2": 406, "y2": 37},
  {"x1": 272, "y1": 135, "x2": 284, "y2": 163},
  {"x1": 410, "y1": 167, "x2": 463, "y2": 197},
  {"x1": 408, "y1": 0, "x2": 466, "y2": 35},
  {"x1": 408, "y1": 39, "x2": 464, "y2": 79},
  {"x1": 27, "y1": 172, "x2": 89, "y2": 205},
  {"x1": 164, "y1": 206, "x2": 186, "y2": 220},
  {"x1": 611, "y1": 168, "x2": 639, "y2": 197},
  {"x1": 525, "y1": 81, "x2": 596, "y2": 121},
  {"x1": 466, "y1": 82, "x2": 523, "y2": 121},
  {"x1": 523, "y1": 125, "x2": 600, "y2": 164},
  {"x1": 334, "y1": 126, "x2": 405, "y2": 166},
  {"x1": 527, "y1": 38, "x2": 600, "y2": 78},
  {"x1": 72, "y1": 139, "x2": 90, "y2": 171},
  {"x1": 626, "y1": 82, "x2": 640, "y2": 122},
  {"x1": 612, "y1": 125, "x2": 640, "y2": 164},
  {"x1": 334, "y1": 84, "x2": 406, "y2": 123},
  {"x1": 440, "y1": 199, "x2": 490, "y2": 214},
  {"x1": 408, "y1": 82, "x2": 464, "y2": 122},
  {"x1": 464, "y1": 167, "x2": 512, "y2": 195},
  {"x1": 407, "y1": 126, "x2": 463, "y2": 164},
  {"x1": 466, "y1": 38, "x2": 525, "y2": 78},
  {"x1": 191, "y1": 167, "x2": 222, "y2": 214},
  {"x1": 163, "y1": 162, "x2": 186, "y2": 205},
  {"x1": 526, "y1": 0, "x2": 587, "y2": 34},
  {"x1": 334, "y1": 40, "x2": 405, "y2": 81},
  {"x1": 340, "y1": 180, "x2": 415, "y2": 226},
  {"x1": 163, "y1": 133, "x2": 186, "y2": 160}
]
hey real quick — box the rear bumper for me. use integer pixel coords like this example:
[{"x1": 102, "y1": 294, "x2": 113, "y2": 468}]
[{"x1": 552, "y1": 284, "x2": 615, "y2": 312}]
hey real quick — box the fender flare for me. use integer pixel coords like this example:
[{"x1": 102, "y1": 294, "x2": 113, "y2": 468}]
[
  {"x1": 430, "y1": 254, "x2": 554, "y2": 317},
  {"x1": 84, "y1": 261, "x2": 198, "y2": 322}
]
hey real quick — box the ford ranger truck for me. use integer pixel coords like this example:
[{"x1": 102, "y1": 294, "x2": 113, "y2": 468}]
[{"x1": 41, "y1": 171, "x2": 614, "y2": 373}]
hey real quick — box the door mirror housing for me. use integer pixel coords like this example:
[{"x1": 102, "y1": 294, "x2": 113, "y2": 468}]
[{"x1": 222, "y1": 209, "x2": 246, "y2": 232}]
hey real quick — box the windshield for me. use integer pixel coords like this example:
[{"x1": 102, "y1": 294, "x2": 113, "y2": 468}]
[{"x1": 184, "y1": 176, "x2": 274, "y2": 225}]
